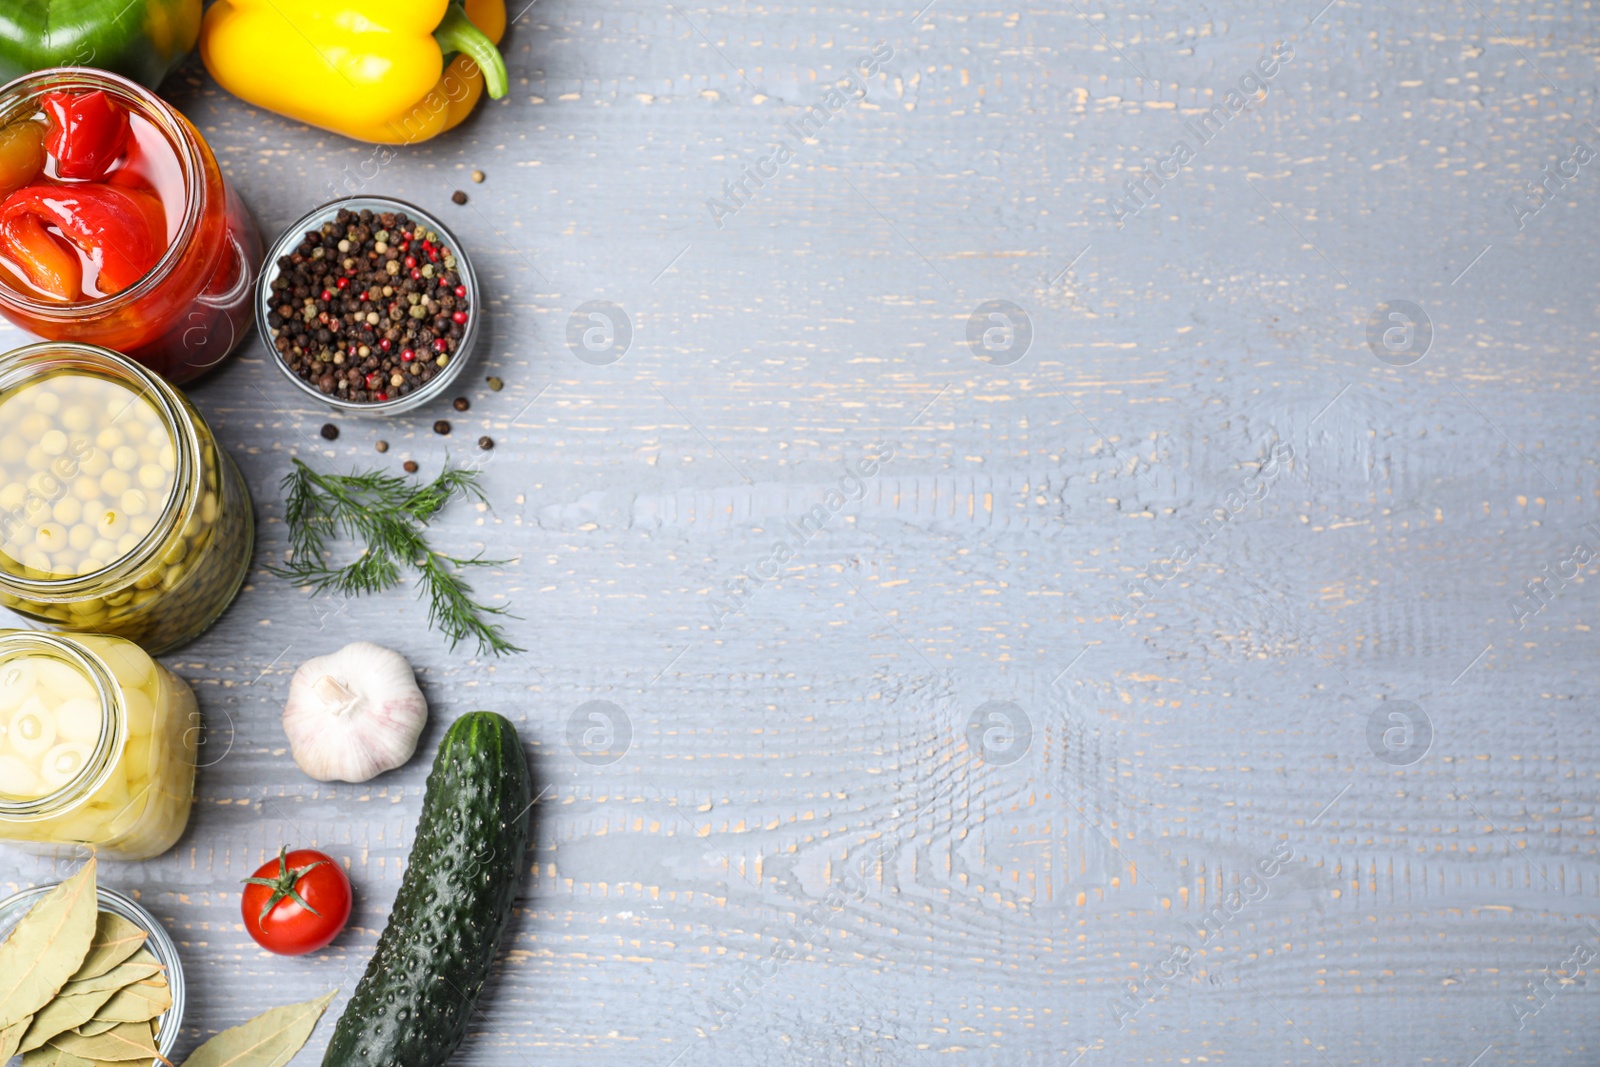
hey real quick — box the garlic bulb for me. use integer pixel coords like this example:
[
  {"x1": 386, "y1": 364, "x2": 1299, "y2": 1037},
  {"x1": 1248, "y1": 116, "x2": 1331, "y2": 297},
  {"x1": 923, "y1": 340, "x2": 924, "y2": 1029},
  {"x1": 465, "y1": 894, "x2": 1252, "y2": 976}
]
[{"x1": 283, "y1": 642, "x2": 428, "y2": 782}]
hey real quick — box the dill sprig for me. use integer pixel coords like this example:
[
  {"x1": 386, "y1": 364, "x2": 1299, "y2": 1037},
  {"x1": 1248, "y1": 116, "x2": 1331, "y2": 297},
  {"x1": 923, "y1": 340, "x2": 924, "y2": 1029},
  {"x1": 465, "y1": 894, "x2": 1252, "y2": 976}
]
[{"x1": 270, "y1": 459, "x2": 523, "y2": 656}]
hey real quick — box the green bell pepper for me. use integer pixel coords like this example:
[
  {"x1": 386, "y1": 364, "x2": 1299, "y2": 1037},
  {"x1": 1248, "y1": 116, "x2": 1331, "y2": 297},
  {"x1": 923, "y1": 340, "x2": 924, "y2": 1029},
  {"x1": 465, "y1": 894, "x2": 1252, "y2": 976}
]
[{"x1": 0, "y1": 0, "x2": 202, "y2": 90}]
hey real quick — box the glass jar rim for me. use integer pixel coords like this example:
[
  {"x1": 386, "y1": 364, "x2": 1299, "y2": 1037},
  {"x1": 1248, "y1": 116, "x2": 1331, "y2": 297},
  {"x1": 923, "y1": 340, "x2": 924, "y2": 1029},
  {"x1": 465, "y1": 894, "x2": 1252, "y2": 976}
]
[
  {"x1": 0, "y1": 881, "x2": 187, "y2": 1057},
  {"x1": 0, "y1": 66, "x2": 205, "y2": 319},
  {"x1": 0, "y1": 630, "x2": 124, "y2": 819},
  {"x1": 0, "y1": 341, "x2": 202, "y2": 597}
]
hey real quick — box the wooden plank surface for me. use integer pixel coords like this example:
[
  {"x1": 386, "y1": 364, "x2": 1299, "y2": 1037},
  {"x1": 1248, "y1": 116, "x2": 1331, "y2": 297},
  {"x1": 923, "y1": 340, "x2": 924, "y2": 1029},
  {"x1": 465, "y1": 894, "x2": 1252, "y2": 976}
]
[{"x1": 5, "y1": 0, "x2": 1600, "y2": 1064}]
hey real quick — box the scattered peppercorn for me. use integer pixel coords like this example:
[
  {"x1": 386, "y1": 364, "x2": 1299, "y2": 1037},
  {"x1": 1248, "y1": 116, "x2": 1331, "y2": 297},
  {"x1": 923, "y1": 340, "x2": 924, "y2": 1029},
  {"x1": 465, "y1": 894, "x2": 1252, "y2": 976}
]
[
  {"x1": 403, "y1": 460, "x2": 419, "y2": 473},
  {"x1": 451, "y1": 190, "x2": 468, "y2": 205},
  {"x1": 433, "y1": 420, "x2": 451, "y2": 435},
  {"x1": 375, "y1": 440, "x2": 389, "y2": 453},
  {"x1": 453, "y1": 396, "x2": 470, "y2": 412},
  {"x1": 264, "y1": 207, "x2": 469, "y2": 406},
  {"x1": 478, "y1": 436, "x2": 494, "y2": 451},
  {"x1": 471, "y1": 170, "x2": 485, "y2": 183},
  {"x1": 320, "y1": 423, "x2": 339, "y2": 440},
  {"x1": 486, "y1": 375, "x2": 503, "y2": 391}
]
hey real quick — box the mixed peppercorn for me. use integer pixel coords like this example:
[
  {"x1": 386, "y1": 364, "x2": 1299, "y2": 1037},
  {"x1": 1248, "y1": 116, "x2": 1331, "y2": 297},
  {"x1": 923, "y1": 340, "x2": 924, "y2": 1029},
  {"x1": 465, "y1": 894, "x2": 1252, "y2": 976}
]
[{"x1": 265, "y1": 208, "x2": 470, "y2": 405}]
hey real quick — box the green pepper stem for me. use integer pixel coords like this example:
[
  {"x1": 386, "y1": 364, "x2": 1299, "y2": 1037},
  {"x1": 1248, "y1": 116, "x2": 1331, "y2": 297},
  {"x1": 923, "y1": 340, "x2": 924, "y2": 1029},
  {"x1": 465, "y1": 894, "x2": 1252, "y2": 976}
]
[{"x1": 435, "y1": 1, "x2": 510, "y2": 100}]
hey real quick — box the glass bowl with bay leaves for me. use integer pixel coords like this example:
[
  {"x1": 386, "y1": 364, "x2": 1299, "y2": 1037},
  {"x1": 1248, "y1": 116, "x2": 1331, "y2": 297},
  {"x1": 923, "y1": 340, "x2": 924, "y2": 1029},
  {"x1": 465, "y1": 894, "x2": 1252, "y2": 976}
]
[{"x1": 0, "y1": 879, "x2": 185, "y2": 1063}]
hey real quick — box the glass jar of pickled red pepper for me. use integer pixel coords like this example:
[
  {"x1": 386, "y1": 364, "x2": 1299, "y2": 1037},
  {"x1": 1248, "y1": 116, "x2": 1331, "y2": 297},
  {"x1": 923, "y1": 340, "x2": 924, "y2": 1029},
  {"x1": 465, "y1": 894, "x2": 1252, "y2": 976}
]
[
  {"x1": 0, "y1": 68, "x2": 261, "y2": 384},
  {"x1": 0, "y1": 342, "x2": 254, "y2": 654},
  {"x1": 0, "y1": 629, "x2": 198, "y2": 860}
]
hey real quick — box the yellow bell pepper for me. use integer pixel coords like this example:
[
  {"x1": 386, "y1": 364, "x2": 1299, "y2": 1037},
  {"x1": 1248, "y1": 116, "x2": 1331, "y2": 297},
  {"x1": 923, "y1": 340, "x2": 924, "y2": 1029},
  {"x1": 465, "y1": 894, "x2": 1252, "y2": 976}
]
[{"x1": 200, "y1": 0, "x2": 509, "y2": 145}]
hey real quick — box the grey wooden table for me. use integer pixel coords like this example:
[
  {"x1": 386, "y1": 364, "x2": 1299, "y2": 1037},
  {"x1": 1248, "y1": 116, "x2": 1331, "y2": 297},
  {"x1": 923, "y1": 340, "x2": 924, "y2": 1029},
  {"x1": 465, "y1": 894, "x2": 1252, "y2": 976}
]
[{"x1": 4, "y1": 0, "x2": 1599, "y2": 1064}]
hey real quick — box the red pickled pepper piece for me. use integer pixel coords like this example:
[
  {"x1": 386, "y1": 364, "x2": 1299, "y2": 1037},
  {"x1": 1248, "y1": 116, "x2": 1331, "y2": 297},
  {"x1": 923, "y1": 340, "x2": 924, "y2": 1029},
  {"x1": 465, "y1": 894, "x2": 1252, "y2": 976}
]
[
  {"x1": 41, "y1": 91, "x2": 130, "y2": 181},
  {"x1": 0, "y1": 183, "x2": 164, "y2": 297},
  {"x1": 0, "y1": 213, "x2": 80, "y2": 300}
]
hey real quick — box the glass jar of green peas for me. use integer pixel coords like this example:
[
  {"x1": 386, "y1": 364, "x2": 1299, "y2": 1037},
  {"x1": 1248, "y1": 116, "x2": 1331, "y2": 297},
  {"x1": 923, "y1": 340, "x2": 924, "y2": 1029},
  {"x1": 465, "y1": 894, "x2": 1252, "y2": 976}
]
[{"x1": 0, "y1": 342, "x2": 254, "y2": 653}]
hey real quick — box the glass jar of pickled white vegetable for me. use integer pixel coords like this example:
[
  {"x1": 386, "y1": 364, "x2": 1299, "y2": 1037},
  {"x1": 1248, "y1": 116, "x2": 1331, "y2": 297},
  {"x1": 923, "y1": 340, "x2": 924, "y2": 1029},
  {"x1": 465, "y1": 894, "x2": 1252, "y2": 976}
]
[
  {"x1": 0, "y1": 342, "x2": 254, "y2": 653},
  {"x1": 0, "y1": 630, "x2": 198, "y2": 860}
]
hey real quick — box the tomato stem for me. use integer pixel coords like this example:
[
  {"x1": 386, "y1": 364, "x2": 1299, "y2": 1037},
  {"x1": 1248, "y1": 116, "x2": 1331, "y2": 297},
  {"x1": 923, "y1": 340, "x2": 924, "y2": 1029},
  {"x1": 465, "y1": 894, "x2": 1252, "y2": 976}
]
[{"x1": 243, "y1": 845, "x2": 329, "y2": 924}]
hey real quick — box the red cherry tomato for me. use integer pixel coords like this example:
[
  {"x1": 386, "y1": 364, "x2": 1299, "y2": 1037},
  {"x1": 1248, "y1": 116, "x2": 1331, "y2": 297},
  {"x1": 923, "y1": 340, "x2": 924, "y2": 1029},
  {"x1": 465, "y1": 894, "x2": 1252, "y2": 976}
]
[{"x1": 241, "y1": 847, "x2": 352, "y2": 956}]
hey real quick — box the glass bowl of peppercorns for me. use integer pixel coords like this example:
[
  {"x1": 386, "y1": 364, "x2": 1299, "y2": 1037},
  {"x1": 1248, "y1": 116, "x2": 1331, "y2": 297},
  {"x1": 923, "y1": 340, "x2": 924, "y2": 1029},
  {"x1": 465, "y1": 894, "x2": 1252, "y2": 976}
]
[{"x1": 258, "y1": 196, "x2": 480, "y2": 416}]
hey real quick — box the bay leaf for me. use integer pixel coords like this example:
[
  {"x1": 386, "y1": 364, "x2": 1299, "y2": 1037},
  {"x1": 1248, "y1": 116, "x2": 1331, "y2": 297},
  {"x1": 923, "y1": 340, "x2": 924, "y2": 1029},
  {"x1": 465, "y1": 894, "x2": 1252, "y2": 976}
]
[
  {"x1": 47, "y1": 1018, "x2": 160, "y2": 1062},
  {"x1": 90, "y1": 979, "x2": 171, "y2": 1025},
  {"x1": 0, "y1": 860, "x2": 99, "y2": 1029},
  {"x1": 69, "y1": 914, "x2": 147, "y2": 984},
  {"x1": 182, "y1": 990, "x2": 337, "y2": 1067},
  {"x1": 75, "y1": 1016, "x2": 121, "y2": 1037},
  {"x1": 3, "y1": 1012, "x2": 35, "y2": 1060},
  {"x1": 57, "y1": 961, "x2": 162, "y2": 999},
  {"x1": 18, "y1": 987, "x2": 119, "y2": 1052},
  {"x1": 22, "y1": 1044, "x2": 97, "y2": 1066}
]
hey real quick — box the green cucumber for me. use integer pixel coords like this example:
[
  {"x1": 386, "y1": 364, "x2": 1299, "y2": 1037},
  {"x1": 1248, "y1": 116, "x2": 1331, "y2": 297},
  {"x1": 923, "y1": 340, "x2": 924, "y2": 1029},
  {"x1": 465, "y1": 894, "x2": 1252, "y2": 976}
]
[{"x1": 323, "y1": 712, "x2": 532, "y2": 1067}]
